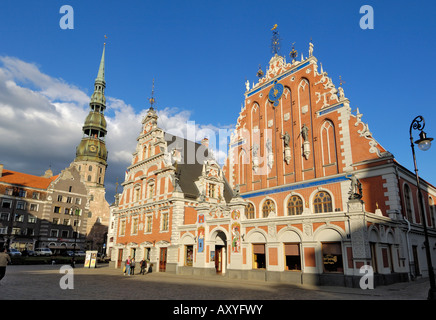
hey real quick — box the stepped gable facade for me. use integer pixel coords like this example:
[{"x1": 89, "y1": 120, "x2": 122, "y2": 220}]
[{"x1": 110, "y1": 39, "x2": 436, "y2": 287}]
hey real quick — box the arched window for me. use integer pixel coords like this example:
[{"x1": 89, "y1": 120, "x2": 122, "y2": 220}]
[
  {"x1": 320, "y1": 120, "x2": 338, "y2": 173},
  {"x1": 148, "y1": 181, "x2": 155, "y2": 199},
  {"x1": 89, "y1": 165, "x2": 92, "y2": 171},
  {"x1": 246, "y1": 203, "x2": 255, "y2": 219},
  {"x1": 87, "y1": 175, "x2": 91, "y2": 182},
  {"x1": 287, "y1": 195, "x2": 303, "y2": 215},
  {"x1": 313, "y1": 191, "x2": 332, "y2": 213},
  {"x1": 404, "y1": 184, "x2": 414, "y2": 222},
  {"x1": 262, "y1": 199, "x2": 275, "y2": 218}
]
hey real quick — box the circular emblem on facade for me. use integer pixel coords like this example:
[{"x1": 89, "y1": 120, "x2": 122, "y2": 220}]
[
  {"x1": 268, "y1": 80, "x2": 284, "y2": 107},
  {"x1": 89, "y1": 145, "x2": 97, "y2": 152}
]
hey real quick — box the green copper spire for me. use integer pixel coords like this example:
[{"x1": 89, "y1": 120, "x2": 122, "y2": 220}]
[
  {"x1": 96, "y1": 44, "x2": 105, "y2": 84},
  {"x1": 75, "y1": 44, "x2": 108, "y2": 168},
  {"x1": 90, "y1": 44, "x2": 106, "y2": 107}
]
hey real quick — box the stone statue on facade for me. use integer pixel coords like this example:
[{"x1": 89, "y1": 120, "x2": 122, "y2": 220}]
[
  {"x1": 281, "y1": 131, "x2": 290, "y2": 148},
  {"x1": 348, "y1": 174, "x2": 363, "y2": 200}
]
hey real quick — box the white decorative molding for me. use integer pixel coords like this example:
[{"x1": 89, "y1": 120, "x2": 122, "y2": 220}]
[{"x1": 354, "y1": 108, "x2": 382, "y2": 158}]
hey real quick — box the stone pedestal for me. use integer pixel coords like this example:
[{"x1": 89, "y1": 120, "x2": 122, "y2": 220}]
[{"x1": 347, "y1": 199, "x2": 371, "y2": 271}]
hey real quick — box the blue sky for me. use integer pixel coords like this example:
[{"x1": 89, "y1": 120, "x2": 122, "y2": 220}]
[{"x1": 0, "y1": 0, "x2": 435, "y2": 202}]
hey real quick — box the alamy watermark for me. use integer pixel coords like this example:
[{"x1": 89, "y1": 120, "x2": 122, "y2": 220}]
[
  {"x1": 360, "y1": 5, "x2": 374, "y2": 29},
  {"x1": 59, "y1": 5, "x2": 74, "y2": 30},
  {"x1": 59, "y1": 265, "x2": 74, "y2": 289},
  {"x1": 359, "y1": 265, "x2": 374, "y2": 290}
]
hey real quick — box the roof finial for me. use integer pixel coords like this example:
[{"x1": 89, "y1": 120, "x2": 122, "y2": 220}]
[
  {"x1": 289, "y1": 42, "x2": 298, "y2": 62},
  {"x1": 256, "y1": 64, "x2": 264, "y2": 78},
  {"x1": 339, "y1": 75, "x2": 345, "y2": 86},
  {"x1": 149, "y1": 78, "x2": 156, "y2": 109},
  {"x1": 271, "y1": 24, "x2": 281, "y2": 55}
]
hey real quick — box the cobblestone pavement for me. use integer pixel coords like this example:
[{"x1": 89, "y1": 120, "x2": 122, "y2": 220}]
[{"x1": 0, "y1": 264, "x2": 431, "y2": 301}]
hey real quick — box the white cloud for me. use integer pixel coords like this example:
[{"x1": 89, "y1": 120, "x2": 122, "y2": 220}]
[{"x1": 0, "y1": 56, "x2": 233, "y2": 202}]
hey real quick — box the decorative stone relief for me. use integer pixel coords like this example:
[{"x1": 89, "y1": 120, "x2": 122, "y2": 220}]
[
  {"x1": 284, "y1": 113, "x2": 290, "y2": 121},
  {"x1": 354, "y1": 108, "x2": 382, "y2": 158}
]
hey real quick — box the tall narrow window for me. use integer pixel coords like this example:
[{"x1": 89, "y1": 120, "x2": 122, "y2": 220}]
[
  {"x1": 148, "y1": 182, "x2": 155, "y2": 199},
  {"x1": 313, "y1": 191, "x2": 332, "y2": 213},
  {"x1": 132, "y1": 217, "x2": 139, "y2": 234},
  {"x1": 161, "y1": 213, "x2": 169, "y2": 231},
  {"x1": 287, "y1": 195, "x2": 303, "y2": 215},
  {"x1": 208, "y1": 183, "x2": 216, "y2": 198},
  {"x1": 246, "y1": 203, "x2": 255, "y2": 219},
  {"x1": 429, "y1": 197, "x2": 436, "y2": 228},
  {"x1": 119, "y1": 220, "x2": 126, "y2": 236},
  {"x1": 404, "y1": 184, "x2": 414, "y2": 222},
  {"x1": 134, "y1": 187, "x2": 140, "y2": 202},
  {"x1": 146, "y1": 216, "x2": 152, "y2": 233}
]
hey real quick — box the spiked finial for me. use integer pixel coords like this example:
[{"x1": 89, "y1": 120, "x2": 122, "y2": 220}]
[
  {"x1": 271, "y1": 24, "x2": 281, "y2": 55},
  {"x1": 149, "y1": 78, "x2": 156, "y2": 109},
  {"x1": 256, "y1": 64, "x2": 264, "y2": 78},
  {"x1": 289, "y1": 42, "x2": 298, "y2": 62},
  {"x1": 339, "y1": 75, "x2": 345, "y2": 86}
]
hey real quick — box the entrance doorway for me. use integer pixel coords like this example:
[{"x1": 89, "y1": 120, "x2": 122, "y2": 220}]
[
  {"x1": 215, "y1": 246, "x2": 224, "y2": 274},
  {"x1": 214, "y1": 230, "x2": 227, "y2": 274},
  {"x1": 117, "y1": 249, "x2": 123, "y2": 268},
  {"x1": 159, "y1": 247, "x2": 167, "y2": 272}
]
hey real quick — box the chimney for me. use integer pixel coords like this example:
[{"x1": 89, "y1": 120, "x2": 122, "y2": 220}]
[{"x1": 0, "y1": 164, "x2": 3, "y2": 178}]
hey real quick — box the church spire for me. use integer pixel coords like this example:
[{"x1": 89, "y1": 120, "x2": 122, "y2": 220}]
[
  {"x1": 75, "y1": 44, "x2": 108, "y2": 170},
  {"x1": 96, "y1": 43, "x2": 105, "y2": 84}
]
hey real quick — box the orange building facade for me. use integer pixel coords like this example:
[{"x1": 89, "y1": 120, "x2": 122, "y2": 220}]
[{"x1": 111, "y1": 40, "x2": 436, "y2": 287}]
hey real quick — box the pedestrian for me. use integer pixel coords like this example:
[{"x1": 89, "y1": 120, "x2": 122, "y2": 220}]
[
  {"x1": 124, "y1": 256, "x2": 131, "y2": 276},
  {"x1": 0, "y1": 247, "x2": 12, "y2": 284},
  {"x1": 130, "y1": 257, "x2": 136, "y2": 275},
  {"x1": 139, "y1": 258, "x2": 147, "y2": 275}
]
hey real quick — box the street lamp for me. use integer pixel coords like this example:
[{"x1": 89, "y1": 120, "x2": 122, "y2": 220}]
[
  {"x1": 409, "y1": 115, "x2": 436, "y2": 300},
  {"x1": 71, "y1": 207, "x2": 80, "y2": 268}
]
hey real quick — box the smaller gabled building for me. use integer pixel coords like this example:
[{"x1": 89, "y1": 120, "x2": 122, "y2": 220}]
[
  {"x1": 0, "y1": 163, "x2": 89, "y2": 253},
  {"x1": 111, "y1": 106, "x2": 239, "y2": 274}
]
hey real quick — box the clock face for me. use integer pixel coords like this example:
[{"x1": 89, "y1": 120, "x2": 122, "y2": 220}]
[
  {"x1": 89, "y1": 145, "x2": 97, "y2": 152},
  {"x1": 268, "y1": 81, "x2": 284, "y2": 107}
]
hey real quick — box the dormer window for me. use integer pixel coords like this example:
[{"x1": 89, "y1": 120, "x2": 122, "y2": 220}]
[{"x1": 208, "y1": 183, "x2": 216, "y2": 198}]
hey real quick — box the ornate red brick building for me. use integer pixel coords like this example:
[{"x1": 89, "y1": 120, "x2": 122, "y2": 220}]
[{"x1": 111, "y1": 33, "x2": 436, "y2": 287}]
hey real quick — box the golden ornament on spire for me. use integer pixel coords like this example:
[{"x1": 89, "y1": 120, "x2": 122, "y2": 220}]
[{"x1": 271, "y1": 24, "x2": 278, "y2": 31}]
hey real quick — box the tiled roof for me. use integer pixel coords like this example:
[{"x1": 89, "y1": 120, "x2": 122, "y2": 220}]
[{"x1": 0, "y1": 169, "x2": 58, "y2": 190}]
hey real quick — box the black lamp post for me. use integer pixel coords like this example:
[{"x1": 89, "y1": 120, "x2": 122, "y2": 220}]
[
  {"x1": 71, "y1": 207, "x2": 80, "y2": 268},
  {"x1": 409, "y1": 115, "x2": 436, "y2": 300}
]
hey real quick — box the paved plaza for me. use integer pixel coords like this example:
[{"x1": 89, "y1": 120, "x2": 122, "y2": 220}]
[{"x1": 0, "y1": 263, "x2": 431, "y2": 301}]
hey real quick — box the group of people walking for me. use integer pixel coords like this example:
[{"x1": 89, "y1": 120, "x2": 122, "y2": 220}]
[{"x1": 123, "y1": 256, "x2": 149, "y2": 276}]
